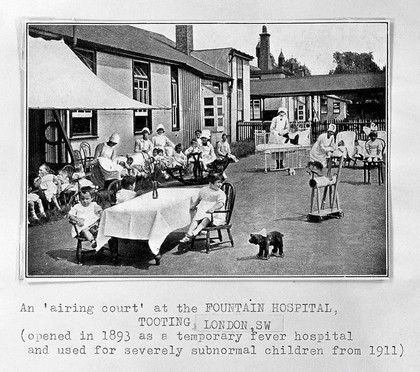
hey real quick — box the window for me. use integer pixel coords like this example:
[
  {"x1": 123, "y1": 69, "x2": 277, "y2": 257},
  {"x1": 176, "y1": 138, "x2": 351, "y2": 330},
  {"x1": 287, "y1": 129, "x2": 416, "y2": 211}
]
[
  {"x1": 171, "y1": 67, "x2": 179, "y2": 131},
  {"x1": 321, "y1": 97, "x2": 328, "y2": 114},
  {"x1": 333, "y1": 102, "x2": 340, "y2": 114},
  {"x1": 237, "y1": 79, "x2": 243, "y2": 121},
  {"x1": 236, "y1": 58, "x2": 243, "y2": 80},
  {"x1": 298, "y1": 105, "x2": 305, "y2": 121},
  {"x1": 204, "y1": 96, "x2": 224, "y2": 127},
  {"x1": 250, "y1": 100, "x2": 261, "y2": 120},
  {"x1": 70, "y1": 110, "x2": 97, "y2": 137},
  {"x1": 133, "y1": 61, "x2": 151, "y2": 133},
  {"x1": 70, "y1": 48, "x2": 97, "y2": 138}
]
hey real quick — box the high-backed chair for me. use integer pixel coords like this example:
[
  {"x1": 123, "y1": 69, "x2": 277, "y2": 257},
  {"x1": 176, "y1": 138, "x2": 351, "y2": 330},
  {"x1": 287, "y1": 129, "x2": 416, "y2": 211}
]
[
  {"x1": 107, "y1": 179, "x2": 122, "y2": 206},
  {"x1": 68, "y1": 189, "x2": 112, "y2": 264},
  {"x1": 80, "y1": 141, "x2": 93, "y2": 172},
  {"x1": 190, "y1": 182, "x2": 236, "y2": 253}
]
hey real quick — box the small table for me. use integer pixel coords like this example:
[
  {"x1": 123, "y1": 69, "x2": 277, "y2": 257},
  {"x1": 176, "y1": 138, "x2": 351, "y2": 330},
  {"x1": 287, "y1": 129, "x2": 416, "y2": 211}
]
[{"x1": 96, "y1": 187, "x2": 199, "y2": 261}]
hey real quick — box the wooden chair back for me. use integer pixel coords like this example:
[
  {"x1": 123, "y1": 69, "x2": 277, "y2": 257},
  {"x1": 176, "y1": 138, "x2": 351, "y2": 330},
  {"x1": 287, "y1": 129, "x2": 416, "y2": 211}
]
[{"x1": 220, "y1": 181, "x2": 236, "y2": 225}]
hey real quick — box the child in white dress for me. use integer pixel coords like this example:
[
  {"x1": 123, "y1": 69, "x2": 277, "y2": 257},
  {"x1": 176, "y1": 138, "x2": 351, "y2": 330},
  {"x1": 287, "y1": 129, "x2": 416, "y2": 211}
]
[
  {"x1": 34, "y1": 163, "x2": 61, "y2": 210},
  {"x1": 179, "y1": 174, "x2": 226, "y2": 243},
  {"x1": 68, "y1": 187, "x2": 103, "y2": 248}
]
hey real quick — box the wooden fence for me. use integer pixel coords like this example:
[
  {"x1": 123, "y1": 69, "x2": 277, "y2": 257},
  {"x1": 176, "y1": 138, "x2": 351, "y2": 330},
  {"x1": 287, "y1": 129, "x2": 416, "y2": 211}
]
[{"x1": 236, "y1": 119, "x2": 386, "y2": 143}]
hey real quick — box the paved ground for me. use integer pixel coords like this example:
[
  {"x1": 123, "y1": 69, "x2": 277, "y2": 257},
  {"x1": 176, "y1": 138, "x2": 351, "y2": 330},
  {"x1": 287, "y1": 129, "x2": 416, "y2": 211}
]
[{"x1": 27, "y1": 154, "x2": 387, "y2": 278}]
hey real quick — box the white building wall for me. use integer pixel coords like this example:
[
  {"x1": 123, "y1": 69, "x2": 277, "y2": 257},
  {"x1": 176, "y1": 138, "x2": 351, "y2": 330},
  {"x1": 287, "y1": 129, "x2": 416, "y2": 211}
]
[
  {"x1": 243, "y1": 60, "x2": 251, "y2": 122},
  {"x1": 96, "y1": 52, "x2": 135, "y2": 155},
  {"x1": 150, "y1": 63, "x2": 181, "y2": 145}
]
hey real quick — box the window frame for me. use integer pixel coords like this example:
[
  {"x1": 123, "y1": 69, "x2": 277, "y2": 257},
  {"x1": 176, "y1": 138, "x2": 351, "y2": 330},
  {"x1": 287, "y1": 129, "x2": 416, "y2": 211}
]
[
  {"x1": 171, "y1": 67, "x2": 180, "y2": 131},
  {"x1": 133, "y1": 60, "x2": 152, "y2": 134},
  {"x1": 333, "y1": 102, "x2": 341, "y2": 114}
]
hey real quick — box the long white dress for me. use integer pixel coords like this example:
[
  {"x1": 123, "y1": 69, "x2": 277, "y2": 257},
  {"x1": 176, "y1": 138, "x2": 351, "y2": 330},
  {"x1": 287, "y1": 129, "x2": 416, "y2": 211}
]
[
  {"x1": 193, "y1": 186, "x2": 226, "y2": 226},
  {"x1": 310, "y1": 132, "x2": 335, "y2": 167}
]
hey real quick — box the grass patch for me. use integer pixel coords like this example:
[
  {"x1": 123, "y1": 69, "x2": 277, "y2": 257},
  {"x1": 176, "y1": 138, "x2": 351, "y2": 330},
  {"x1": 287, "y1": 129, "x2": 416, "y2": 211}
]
[{"x1": 231, "y1": 140, "x2": 255, "y2": 159}]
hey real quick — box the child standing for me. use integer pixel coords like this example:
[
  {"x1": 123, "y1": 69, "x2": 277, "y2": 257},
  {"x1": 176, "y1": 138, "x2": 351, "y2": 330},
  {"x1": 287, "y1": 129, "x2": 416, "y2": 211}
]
[
  {"x1": 68, "y1": 187, "x2": 103, "y2": 248},
  {"x1": 179, "y1": 174, "x2": 226, "y2": 243}
]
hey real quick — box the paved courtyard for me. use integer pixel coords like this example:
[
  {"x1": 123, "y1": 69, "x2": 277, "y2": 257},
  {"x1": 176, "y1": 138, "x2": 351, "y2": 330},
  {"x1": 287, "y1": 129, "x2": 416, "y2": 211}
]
[{"x1": 27, "y1": 154, "x2": 387, "y2": 278}]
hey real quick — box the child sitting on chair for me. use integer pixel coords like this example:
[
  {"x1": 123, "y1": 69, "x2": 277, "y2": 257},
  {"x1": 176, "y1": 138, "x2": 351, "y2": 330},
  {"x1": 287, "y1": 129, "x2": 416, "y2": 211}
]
[
  {"x1": 185, "y1": 138, "x2": 203, "y2": 175},
  {"x1": 34, "y1": 163, "x2": 62, "y2": 211},
  {"x1": 353, "y1": 139, "x2": 364, "y2": 159},
  {"x1": 68, "y1": 187, "x2": 103, "y2": 248},
  {"x1": 179, "y1": 173, "x2": 226, "y2": 243},
  {"x1": 172, "y1": 143, "x2": 187, "y2": 168},
  {"x1": 116, "y1": 175, "x2": 140, "y2": 204},
  {"x1": 119, "y1": 156, "x2": 140, "y2": 178},
  {"x1": 366, "y1": 131, "x2": 383, "y2": 162},
  {"x1": 28, "y1": 176, "x2": 46, "y2": 222}
]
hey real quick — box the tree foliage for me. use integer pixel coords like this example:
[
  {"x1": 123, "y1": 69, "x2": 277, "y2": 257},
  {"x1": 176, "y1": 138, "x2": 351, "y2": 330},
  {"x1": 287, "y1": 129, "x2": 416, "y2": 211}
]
[
  {"x1": 329, "y1": 51, "x2": 382, "y2": 75},
  {"x1": 284, "y1": 57, "x2": 311, "y2": 76}
]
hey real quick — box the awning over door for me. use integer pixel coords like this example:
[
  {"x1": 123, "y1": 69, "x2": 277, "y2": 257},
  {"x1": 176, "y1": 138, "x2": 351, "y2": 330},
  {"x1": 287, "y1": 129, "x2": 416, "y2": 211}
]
[{"x1": 27, "y1": 36, "x2": 168, "y2": 110}]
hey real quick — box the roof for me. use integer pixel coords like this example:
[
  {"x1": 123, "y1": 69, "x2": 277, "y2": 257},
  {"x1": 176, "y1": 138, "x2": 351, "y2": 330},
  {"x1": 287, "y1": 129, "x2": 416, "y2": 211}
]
[
  {"x1": 250, "y1": 73, "x2": 386, "y2": 97},
  {"x1": 28, "y1": 24, "x2": 232, "y2": 81},
  {"x1": 192, "y1": 47, "x2": 253, "y2": 61}
]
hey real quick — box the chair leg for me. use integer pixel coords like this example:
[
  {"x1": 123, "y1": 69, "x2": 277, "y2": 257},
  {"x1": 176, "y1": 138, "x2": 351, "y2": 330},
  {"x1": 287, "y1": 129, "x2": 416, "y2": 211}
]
[
  {"x1": 206, "y1": 231, "x2": 210, "y2": 253},
  {"x1": 217, "y1": 230, "x2": 223, "y2": 242},
  {"x1": 76, "y1": 240, "x2": 82, "y2": 264},
  {"x1": 227, "y1": 228, "x2": 234, "y2": 247},
  {"x1": 190, "y1": 237, "x2": 195, "y2": 251}
]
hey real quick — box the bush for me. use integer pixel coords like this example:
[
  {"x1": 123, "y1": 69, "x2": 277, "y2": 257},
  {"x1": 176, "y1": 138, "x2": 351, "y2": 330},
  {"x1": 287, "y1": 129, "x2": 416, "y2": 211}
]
[{"x1": 230, "y1": 140, "x2": 255, "y2": 159}]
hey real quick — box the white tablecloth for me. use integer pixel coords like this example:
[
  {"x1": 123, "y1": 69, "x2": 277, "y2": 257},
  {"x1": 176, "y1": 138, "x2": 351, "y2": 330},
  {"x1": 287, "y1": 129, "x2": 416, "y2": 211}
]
[{"x1": 96, "y1": 187, "x2": 199, "y2": 255}]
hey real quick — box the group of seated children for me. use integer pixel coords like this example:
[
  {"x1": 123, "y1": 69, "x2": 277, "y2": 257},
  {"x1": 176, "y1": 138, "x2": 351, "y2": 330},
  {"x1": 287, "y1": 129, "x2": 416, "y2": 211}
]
[{"x1": 28, "y1": 163, "x2": 94, "y2": 222}]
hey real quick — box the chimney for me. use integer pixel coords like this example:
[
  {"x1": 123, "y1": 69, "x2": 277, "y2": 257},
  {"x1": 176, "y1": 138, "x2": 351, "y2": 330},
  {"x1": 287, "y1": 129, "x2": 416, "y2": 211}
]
[
  {"x1": 259, "y1": 25, "x2": 271, "y2": 70},
  {"x1": 176, "y1": 25, "x2": 194, "y2": 55}
]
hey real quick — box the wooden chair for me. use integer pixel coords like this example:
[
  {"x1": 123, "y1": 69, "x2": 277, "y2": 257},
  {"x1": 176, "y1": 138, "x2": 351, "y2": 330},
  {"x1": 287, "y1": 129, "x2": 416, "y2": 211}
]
[
  {"x1": 73, "y1": 149, "x2": 84, "y2": 170},
  {"x1": 68, "y1": 188, "x2": 114, "y2": 264},
  {"x1": 363, "y1": 138, "x2": 386, "y2": 185},
  {"x1": 190, "y1": 182, "x2": 236, "y2": 253},
  {"x1": 107, "y1": 179, "x2": 122, "y2": 206},
  {"x1": 80, "y1": 141, "x2": 93, "y2": 172}
]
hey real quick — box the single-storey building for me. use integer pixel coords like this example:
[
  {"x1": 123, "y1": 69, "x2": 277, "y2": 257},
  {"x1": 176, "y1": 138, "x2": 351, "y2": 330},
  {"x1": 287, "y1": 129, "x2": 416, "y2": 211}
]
[{"x1": 27, "y1": 24, "x2": 252, "y2": 172}]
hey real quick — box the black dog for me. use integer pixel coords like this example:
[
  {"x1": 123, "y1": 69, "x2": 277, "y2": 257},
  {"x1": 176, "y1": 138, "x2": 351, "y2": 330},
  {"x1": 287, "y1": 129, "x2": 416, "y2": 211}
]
[{"x1": 249, "y1": 231, "x2": 284, "y2": 259}]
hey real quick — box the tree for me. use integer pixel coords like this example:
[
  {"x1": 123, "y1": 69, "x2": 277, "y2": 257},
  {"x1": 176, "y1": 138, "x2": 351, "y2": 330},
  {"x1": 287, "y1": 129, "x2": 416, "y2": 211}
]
[
  {"x1": 329, "y1": 51, "x2": 381, "y2": 75},
  {"x1": 284, "y1": 57, "x2": 311, "y2": 76}
]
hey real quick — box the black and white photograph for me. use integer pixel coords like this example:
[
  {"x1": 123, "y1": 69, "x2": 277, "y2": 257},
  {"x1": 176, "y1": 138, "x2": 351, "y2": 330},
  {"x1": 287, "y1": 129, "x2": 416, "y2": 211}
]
[{"x1": 25, "y1": 21, "x2": 389, "y2": 278}]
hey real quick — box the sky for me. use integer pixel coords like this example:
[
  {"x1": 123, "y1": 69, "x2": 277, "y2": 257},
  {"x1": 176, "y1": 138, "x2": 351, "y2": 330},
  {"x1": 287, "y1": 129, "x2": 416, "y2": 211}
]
[{"x1": 137, "y1": 22, "x2": 388, "y2": 75}]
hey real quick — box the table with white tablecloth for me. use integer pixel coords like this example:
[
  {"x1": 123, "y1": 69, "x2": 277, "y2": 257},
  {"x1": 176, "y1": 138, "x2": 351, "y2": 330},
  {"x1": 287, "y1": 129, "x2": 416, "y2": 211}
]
[{"x1": 96, "y1": 187, "x2": 199, "y2": 256}]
